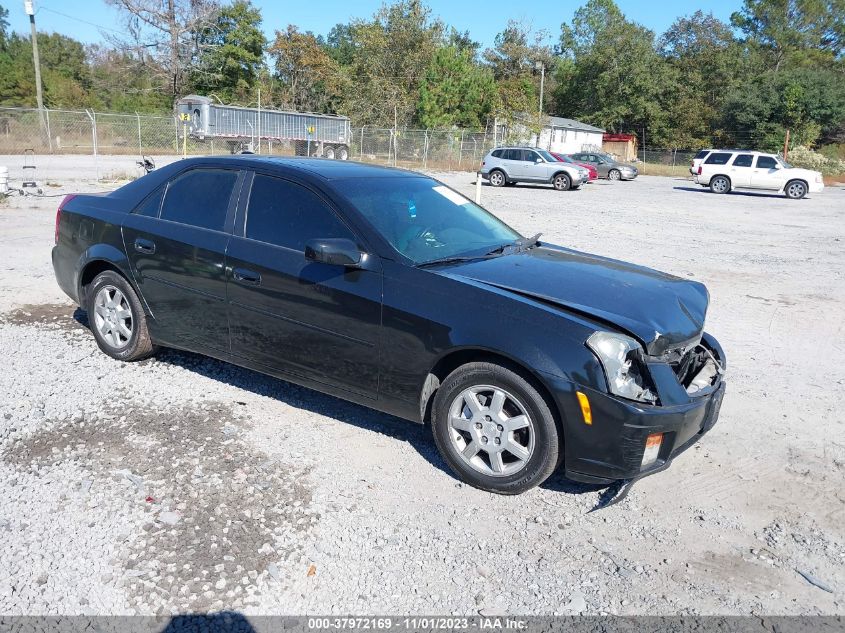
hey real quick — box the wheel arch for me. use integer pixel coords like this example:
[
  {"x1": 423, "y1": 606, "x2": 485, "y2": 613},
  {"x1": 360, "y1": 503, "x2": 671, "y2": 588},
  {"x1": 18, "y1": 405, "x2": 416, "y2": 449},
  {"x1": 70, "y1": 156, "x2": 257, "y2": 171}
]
[
  {"x1": 488, "y1": 167, "x2": 509, "y2": 182},
  {"x1": 550, "y1": 169, "x2": 572, "y2": 183},
  {"x1": 419, "y1": 347, "x2": 565, "y2": 437},
  {"x1": 785, "y1": 178, "x2": 808, "y2": 195},
  {"x1": 77, "y1": 247, "x2": 146, "y2": 314}
]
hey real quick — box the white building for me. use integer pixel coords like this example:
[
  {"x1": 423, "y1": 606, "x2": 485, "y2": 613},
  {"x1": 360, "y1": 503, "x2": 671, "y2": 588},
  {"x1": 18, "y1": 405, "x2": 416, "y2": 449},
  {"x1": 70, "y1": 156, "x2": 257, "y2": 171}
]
[{"x1": 513, "y1": 116, "x2": 605, "y2": 154}]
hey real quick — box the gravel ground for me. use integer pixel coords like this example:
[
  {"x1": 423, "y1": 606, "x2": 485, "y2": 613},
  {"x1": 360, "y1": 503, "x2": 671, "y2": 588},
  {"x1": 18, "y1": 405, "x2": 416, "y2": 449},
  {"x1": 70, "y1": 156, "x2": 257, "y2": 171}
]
[{"x1": 0, "y1": 155, "x2": 843, "y2": 616}]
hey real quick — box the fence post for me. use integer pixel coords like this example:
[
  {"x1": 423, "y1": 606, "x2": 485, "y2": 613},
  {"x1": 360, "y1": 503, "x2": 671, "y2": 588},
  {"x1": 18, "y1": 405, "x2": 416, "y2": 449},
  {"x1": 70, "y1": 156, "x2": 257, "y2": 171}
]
[
  {"x1": 458, "y1": 130, "x2": 465, "y2": 169},
  {"x1": 360, "y1": 126, "x2": 364, "y2": 159},
  {"x1": 423, "y1": 130, "x2": 429, "y2": 169},
  {"x1": 136, "y1": 111, "x2": 142, "y2": 157},
  {"x1": 44, "y1": 109, "x2": 53, "y2": 153},
  {"x1": 174, "y1": 116, "x2": 179, "y2": 153},
  {"x1": 85, "y1": 109, "x2": 99, "y2": 182}
]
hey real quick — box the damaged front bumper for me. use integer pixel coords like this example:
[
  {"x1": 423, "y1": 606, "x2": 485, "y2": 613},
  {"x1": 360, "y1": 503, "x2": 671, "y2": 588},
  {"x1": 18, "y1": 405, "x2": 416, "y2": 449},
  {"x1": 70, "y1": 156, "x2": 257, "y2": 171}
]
[{"x1": 550, "y1": 333, "x2": 727, "y2": 485}]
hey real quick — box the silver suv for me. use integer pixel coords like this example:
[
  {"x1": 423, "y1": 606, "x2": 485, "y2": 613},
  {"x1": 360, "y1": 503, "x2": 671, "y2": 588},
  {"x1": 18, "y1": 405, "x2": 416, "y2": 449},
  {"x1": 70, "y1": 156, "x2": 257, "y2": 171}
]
[{"x1": 481, "y1": 147, "x2": 587, "y2": 191}]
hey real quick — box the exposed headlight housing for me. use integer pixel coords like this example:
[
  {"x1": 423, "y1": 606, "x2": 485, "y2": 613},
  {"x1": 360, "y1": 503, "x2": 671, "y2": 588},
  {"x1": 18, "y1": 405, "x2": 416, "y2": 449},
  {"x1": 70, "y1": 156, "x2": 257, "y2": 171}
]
[{"x1": 587, "y1": 331, "x2": 657, "y2": 404}]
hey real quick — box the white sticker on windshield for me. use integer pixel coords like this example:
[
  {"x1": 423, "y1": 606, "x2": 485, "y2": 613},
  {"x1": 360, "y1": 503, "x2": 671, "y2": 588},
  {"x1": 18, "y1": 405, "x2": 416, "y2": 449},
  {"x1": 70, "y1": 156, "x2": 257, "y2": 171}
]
[{"x1": 432, "y1": 185, "x2": 470, "y2": 206}]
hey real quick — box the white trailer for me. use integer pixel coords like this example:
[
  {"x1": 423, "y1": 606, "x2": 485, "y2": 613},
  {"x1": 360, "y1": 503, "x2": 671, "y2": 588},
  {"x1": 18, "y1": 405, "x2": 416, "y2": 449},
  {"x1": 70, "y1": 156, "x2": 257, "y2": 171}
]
[{"x1": 175, "y1": 95, "x2": 351, "y2": 159}]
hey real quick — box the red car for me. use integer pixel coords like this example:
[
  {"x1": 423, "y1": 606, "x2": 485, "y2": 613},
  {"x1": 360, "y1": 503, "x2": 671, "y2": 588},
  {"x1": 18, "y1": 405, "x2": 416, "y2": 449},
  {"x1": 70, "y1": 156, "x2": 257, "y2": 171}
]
[{"x1": 551, "y1": 153, "x2": 597, "y2": 181}]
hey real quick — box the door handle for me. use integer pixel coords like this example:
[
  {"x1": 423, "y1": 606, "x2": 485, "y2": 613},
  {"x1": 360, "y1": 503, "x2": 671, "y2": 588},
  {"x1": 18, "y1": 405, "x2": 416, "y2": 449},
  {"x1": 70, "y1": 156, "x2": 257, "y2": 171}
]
[
  {"x1": 134, "y1": 238, "x2": 155, "y2": 254},
  {"x1": 232, "y1": 267, "x2": 261, "y2": 286}
]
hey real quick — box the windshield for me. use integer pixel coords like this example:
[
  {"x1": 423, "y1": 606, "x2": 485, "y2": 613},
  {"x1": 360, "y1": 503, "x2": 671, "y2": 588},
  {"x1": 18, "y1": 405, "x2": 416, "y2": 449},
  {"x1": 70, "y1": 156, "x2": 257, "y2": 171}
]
[
  {"x1": 337, "y1": 177, "x2": 521, "y2": 264},
  {"x1": 777, "y1": 157, "x2": 792, "y2": 168},
  {"x1": 536, "y1": 149, "x2": 557, "y2": 162}
]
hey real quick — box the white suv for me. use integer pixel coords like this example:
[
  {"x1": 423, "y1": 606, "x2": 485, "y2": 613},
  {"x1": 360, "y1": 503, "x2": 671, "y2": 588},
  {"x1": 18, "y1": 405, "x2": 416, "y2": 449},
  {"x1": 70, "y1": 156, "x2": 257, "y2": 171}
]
[{"x1": 694, "y1": 150, "x2": 823, "y2": 199}]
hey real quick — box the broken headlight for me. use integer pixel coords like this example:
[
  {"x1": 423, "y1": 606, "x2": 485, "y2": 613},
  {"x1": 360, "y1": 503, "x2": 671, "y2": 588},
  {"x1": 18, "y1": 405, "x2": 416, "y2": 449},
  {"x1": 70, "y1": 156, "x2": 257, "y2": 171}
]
[{"x1": 587, "y1": 331, "x2": 657, "y2": 404}]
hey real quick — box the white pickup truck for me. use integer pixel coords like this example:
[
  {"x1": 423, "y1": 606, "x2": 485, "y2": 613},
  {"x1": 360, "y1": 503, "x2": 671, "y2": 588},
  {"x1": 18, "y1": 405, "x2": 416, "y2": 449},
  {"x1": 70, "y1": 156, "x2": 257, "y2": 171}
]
[{"x1": 694, "y1": 150, "x2": 824, "y2": 199}]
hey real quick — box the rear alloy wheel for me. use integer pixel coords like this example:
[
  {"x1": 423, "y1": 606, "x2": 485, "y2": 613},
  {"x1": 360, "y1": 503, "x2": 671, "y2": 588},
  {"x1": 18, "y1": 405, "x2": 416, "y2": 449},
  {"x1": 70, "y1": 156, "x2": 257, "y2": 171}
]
[
  {"x1": 608, "y1": 169, "x2": 621, "y2": 181},
  {"x1": 489, "y1": 170, "x2": 506, "y2": 187},
  {"x1": 785, "y1": 180, "x2": 807, "y2": 200},
  {"x1": 553, "y1": 173, "x2": 571, "y2": 191},
  {"x1": 710, "y1": 175, "x2": 731, "y2": 194},
  {"x1": 324, "y1": 145, "x2": 336, "y2": 160},
  {"x1": 432, "y1": 362, "x2": 560, "y2": 494},
  {"x1": 87, "y1": 270, "x2": 156, "y2": 362}
]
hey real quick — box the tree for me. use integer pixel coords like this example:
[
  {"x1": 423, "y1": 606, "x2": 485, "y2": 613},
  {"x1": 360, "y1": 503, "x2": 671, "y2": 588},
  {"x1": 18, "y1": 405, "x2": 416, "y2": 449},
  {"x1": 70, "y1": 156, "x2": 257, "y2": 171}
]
[
  {"x1": 417, "y1": 45, "x2": 497, "y2": 128},
  {"x1": 722, "y1": 69, "x2": 845, "y2": 149},
  {"x1": 0, "y1": 3, "x2": 9, "y2": 47},
  {"x1": 0, "y1": 32, "x2": 91, "y2": 108},
  {"x1": 658, "y1": 11, "x2": 747, "y2": 147},
  {"x1": 269, "y1": 25, "x2": 344, "y2": 112},
  {"x1": 320, "y1": 23, "x2": 356, "y2": 66},
  {"x1": 731, "y1": 0, "x2": 845, "y2": 70},
  {"x1": 341, "y1": 0, "x2": 445, "y2": 126},
  {"x1": 555, "y1": 0, "x2": 673, "y2": 143},
  {"x1": 483, "y1": 20, "x2": 554, "y2": 126},
  {"x1": 105, "y1": 0, "x2": 218, "y2": 97},
  {"x1": 191, "y1": 0, "x2": 266, "y2": 103}
]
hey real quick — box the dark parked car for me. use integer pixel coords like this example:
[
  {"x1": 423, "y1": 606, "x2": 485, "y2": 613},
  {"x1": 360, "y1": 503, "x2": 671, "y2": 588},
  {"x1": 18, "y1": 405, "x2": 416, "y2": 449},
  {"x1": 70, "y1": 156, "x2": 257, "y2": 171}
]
[
  {"x1": 52, "y1": 157, "x2": 725, "y2": 495},
  {"x1": 570, "y1": 151, "x2": 638, "y2": 180}
]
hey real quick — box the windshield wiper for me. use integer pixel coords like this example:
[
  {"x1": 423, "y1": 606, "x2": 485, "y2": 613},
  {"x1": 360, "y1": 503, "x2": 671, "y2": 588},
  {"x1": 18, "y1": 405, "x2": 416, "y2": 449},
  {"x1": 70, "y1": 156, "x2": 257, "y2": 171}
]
[
  {"x1": 416, "y1": 254, "x2": 499, "y2": 268},
  {"x1": 486, "y1": 232, "x2": 543, "y2": 256}
]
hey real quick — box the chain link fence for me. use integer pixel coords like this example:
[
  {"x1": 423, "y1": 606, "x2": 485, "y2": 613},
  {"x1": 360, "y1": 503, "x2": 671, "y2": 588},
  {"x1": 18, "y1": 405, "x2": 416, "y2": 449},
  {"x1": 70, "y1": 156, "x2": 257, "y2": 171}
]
[
  {"x1": 5, "y1": 106, "x2": 751, "y2": 179},
  {"x1": 0, "y1": 106, "x2": 505, "y2": 174}
]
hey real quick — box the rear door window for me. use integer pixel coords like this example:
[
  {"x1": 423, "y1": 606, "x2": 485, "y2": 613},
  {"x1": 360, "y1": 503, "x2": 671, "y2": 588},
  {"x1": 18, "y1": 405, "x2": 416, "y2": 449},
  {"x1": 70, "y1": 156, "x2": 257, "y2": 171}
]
[
  {"x1": 705, "y1": 153, "x2": 732, "y2": 165},
  {"x1": 732, "y1": 154, "x2": 753, "y2": 167},
  {"x1": 160, "y1": 169, "x2": 238, "y2": 232},
  {"x1": 245, "y1": 174, "x2": 354, "y2": 251},
  {"x1": 756, "y1": 156, "x2": 778, "y2": 169}
]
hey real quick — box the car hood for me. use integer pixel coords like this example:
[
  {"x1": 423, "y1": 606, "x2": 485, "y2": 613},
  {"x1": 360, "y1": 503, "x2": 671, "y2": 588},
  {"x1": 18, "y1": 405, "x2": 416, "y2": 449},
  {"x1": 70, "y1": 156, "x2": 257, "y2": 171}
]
[
  {"x1": 784, "y1": 167, "x2": 821, "y2": 179},
  {"x1": 437, "y1": 245, "x2": 708, "y2": 355}
]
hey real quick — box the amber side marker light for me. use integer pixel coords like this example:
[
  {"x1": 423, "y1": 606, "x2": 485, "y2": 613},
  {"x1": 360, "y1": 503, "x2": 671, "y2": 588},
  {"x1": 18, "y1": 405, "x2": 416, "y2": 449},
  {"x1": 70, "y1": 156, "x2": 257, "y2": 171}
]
[
  {"x1": 642, "y1": 433, "x2": 663, "y2": 468},
  {"x1": 576, "y1": 391, "x2": 592, "y2": 425}
]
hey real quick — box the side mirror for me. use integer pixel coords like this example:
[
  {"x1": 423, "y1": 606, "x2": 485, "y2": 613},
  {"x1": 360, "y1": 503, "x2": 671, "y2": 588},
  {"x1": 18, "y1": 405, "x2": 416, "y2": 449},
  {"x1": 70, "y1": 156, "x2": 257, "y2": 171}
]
[
  {"x1": 535, "y1": 157, "x2": 543, "y2": 163},
  {"x1": 304, "y1": 238, "x2": 364, "y2": 267}
]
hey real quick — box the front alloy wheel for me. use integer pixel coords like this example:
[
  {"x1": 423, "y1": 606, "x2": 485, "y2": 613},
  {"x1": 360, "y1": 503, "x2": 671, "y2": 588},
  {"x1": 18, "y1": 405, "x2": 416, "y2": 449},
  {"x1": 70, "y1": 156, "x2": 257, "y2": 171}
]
[
  {"x1": 448, "y1": 385, "x2": 534, "y2": 477},
  {"x1": 553, "y1": 173, "x2": 571, "y2": 191},
  {"x1": 432, "y1": 362, "x2": 560, "y2": 494},
  {"x1": 785, "y1": 180, "x2": 807, "y2": 199}
]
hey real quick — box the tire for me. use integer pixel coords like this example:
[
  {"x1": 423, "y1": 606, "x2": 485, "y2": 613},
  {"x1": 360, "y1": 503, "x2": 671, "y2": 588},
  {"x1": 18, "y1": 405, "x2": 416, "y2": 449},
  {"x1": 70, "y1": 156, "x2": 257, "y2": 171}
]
[
  {"x1": 710, "y1": 175, "x2": 731, "y2": 194},
  {"x1": 488, "y1": 169, "x2": 506, "y2": 187},
  {"x1": 432, "y1": 362, "x2": 561, "y2": 495},
  {"x1": 87, "y1": 270, "x2": 156, "y2": 362},
  {"x1": 608, "y1": 169, "x2": 621, "y2": 181},
  {"x1": 552, "y1": 173, "x2": 571, "y2": 191},
  {"x1": 324, "y1": 145, "x2": 336, "y2": 160},
  {"x1": 338, "y1": 146, "x2": 349, "y2": 160},
  {"x1": 785, "y1": 179, "x2": 807, "y2": 200}
]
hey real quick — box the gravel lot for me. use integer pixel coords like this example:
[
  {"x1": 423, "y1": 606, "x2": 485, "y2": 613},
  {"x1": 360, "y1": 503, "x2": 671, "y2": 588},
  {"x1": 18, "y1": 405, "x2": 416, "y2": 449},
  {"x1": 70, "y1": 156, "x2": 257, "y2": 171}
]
[{"x1": 0, "y1": 155, "x2": 843, "y2": 616}]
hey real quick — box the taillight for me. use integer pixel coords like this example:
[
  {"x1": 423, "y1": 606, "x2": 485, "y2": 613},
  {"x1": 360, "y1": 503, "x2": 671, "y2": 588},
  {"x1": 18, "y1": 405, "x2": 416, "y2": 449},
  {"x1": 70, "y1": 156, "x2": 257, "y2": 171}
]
[
  {"x1": 56, "y1": 194, "x2": 76, "y2": 244},
  {"x1": 697, "y1": 166, "x2": 702, "y2": 175}
]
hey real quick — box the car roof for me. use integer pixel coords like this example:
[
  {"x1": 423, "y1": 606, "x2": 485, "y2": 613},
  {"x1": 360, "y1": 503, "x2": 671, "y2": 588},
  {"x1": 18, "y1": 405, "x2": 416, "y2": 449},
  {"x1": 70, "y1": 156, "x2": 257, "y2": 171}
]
[{"x1": 171, "y1": 155, "x2": 418, "y2": 180}]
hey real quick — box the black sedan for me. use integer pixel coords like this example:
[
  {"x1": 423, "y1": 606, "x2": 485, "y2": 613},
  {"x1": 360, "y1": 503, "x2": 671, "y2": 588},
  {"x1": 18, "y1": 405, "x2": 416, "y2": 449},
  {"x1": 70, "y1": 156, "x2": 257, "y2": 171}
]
[{"x1": 52, "y1": 157, "x2": 725, "y2": 495}]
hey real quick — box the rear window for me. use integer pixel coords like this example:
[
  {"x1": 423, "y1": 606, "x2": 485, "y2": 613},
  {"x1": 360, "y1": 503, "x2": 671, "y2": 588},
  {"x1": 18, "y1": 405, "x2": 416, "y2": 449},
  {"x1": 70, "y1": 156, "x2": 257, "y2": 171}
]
[
  {"x1": 160, "y1": 169, "x2": 238, "y2": 231},
  {"x1": 704, "y1": 153, "x2": 732, "y2": 165},
  {"x1": 491, "y1": 149, "x2": 504, "y2": 158},
  {"x1": 694, "y1": 150, "x2": 710, "y2": 159}
]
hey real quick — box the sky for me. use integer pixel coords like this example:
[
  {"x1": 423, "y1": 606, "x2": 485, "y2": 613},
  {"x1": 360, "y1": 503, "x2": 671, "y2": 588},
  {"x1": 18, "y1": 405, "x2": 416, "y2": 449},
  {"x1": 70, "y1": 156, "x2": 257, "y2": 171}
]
[{"x1": 7, "y1": 0, "x2": 741, "y2": 48}]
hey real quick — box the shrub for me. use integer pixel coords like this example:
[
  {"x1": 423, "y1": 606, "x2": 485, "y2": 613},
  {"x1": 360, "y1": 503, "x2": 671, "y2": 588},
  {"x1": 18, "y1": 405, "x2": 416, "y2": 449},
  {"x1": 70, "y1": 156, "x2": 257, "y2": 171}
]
[{"x1": 787, "y1": 146, "x2": 845, "y2": 175}]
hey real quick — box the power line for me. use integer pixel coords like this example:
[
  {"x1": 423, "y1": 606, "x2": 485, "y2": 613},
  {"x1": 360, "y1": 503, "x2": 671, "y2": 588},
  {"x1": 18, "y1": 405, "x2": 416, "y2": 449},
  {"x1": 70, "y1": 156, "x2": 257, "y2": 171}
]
[{"x1": 38, "y1": 6, "x2": 127, "y2": 36}]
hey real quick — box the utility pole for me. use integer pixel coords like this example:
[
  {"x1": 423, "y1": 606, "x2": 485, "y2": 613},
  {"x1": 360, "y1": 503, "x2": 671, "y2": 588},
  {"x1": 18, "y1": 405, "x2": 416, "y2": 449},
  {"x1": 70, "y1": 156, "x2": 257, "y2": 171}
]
[
  {"x1": 24, "y1": 1, "x2": 44, "y2": 112},
  {"x1": 783, "y1": 128, "x2": 790, "y2": 162},
  {"x1": 536, "y1": 61, "x2": 545, "y2": 147},
  {"x1": 25, "y1": 0, "x2": 48, "y2": 148}
]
